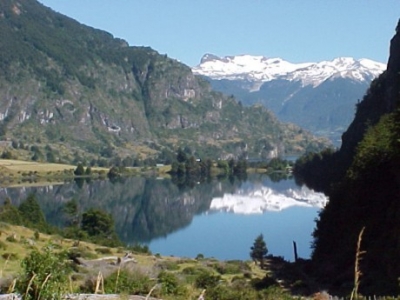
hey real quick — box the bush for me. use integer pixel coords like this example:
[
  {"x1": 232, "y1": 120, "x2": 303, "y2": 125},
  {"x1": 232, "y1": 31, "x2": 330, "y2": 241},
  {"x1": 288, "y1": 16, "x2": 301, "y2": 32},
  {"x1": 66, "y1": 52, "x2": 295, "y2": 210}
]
[
  {"x1": 103, "y1": 270, "x2": 152, "y2": 295},
  {"x1": 157, "y1": 271, "x2": 187, "y2": 296},
  {"x1": 212, "y1": 261, "x2": 247, "y2": 275},
  {"x1": 16, "y1": 248, "x2": 71, "y2": 300},
  {"x1": 194, "y1": 271, "x2": 221, "y2": 289},
  {"x1": 94, "y1": 247, "x2": 112, "y2": 254},
  {"x1": 74, "y1": 163, "x2": 85, "y2": 176}
]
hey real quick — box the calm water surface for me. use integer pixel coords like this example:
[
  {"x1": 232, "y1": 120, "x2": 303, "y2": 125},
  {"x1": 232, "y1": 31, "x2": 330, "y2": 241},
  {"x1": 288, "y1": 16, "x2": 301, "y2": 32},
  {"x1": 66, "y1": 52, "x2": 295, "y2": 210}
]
[{"x1": 0, "y1": 175, "x2": 327, "y2": 261}]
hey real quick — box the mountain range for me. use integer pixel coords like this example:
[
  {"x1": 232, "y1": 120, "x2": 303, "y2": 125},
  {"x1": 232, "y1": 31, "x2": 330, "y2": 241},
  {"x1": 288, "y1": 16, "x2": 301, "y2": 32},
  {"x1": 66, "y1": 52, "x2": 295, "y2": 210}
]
[
  {"x1": 193, "y1": 54, "x2": 386, "y2": 144},
  {"x1": 0, "y1": 0, "x2": 328, "y2": 164}
]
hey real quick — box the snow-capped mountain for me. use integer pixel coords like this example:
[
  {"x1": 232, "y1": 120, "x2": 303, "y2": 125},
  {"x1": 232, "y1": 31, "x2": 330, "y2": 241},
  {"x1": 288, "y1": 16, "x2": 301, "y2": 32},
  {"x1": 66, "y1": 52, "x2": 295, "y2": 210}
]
[
  {"x1": 209, "y1": 185, "x2": 327, "y2": 214},
  {"x1": 193, "y1": 54, "x2": 387, "y2": 145},
  {"x1": 193, "y1": 54, "x2": 386, "y2": 88}
]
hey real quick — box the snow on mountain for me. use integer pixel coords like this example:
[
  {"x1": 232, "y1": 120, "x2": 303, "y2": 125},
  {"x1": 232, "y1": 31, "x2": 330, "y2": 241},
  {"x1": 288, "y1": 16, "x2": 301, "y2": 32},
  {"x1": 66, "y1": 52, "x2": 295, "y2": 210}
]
[
  {"x1": 209, "y1": 185, "x2": 328, "y2": 214},
  {"x1": 193, "y1": 54, "x2": 386, "y2": 88}
]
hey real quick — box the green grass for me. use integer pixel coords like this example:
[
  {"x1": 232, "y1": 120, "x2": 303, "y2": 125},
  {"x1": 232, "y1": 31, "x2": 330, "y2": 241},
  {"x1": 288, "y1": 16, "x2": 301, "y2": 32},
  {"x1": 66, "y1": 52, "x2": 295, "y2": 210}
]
[{"x1": 0, "y1": 223, "x2": 281, "y2": 299}]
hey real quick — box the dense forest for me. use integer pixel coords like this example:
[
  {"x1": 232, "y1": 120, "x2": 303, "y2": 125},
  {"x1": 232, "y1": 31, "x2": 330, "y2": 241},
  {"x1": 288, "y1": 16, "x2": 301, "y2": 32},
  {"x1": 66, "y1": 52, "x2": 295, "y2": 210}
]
[{"x1": 295, "y1": 20, "x2": 400, "y2": 295}]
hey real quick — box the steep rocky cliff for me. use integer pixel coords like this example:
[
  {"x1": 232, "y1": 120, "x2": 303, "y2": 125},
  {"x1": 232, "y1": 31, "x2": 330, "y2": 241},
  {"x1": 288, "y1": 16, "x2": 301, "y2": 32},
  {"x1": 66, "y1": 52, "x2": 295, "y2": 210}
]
[
  {"x1": 340, "y1": 21, "x2": 400, "y2": 161},
  {"x1": 309, "y1": 20, "x2": 400, "y2": 295},
  {"x1": 0, "y1": 0, "x2": 328, "y2": 163}
]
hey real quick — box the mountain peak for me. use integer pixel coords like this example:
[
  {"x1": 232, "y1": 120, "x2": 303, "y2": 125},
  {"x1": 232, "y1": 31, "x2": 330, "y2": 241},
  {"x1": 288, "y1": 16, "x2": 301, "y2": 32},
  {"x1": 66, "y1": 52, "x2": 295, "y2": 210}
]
[
  {"x1": 200, "y1": 53, "x2": 221, "y2": 64},
  {"x1": 193, "y1": 54, "x2": 386, "y2": 87}
]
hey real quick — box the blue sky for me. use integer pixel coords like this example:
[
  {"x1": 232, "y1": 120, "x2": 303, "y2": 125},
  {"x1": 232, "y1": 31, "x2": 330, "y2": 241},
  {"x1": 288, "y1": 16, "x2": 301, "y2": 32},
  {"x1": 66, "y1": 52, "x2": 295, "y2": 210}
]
[{"x1": 38, "y1": 0, "x2": 399, "y2": 67}]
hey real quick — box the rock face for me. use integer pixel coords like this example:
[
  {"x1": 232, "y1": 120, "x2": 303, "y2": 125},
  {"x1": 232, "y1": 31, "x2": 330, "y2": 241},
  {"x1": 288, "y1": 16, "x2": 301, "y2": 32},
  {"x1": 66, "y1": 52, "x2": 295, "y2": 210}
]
[
  {"x1": 0, "y1": 0, "x2": 328, "y2": 161},
  {"x1": 339, "y1": 21, "x2": 400, "y2": 163},
  {"x1": 310, "y1": 21, "x2": 400, "y2": 295}
]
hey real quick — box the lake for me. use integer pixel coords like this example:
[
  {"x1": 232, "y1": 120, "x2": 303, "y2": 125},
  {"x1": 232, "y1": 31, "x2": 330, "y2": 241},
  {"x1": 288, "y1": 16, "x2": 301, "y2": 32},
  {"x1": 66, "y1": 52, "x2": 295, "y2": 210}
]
[{"x1": 0, "y1": 174, "x2": 327, "y2": 261}]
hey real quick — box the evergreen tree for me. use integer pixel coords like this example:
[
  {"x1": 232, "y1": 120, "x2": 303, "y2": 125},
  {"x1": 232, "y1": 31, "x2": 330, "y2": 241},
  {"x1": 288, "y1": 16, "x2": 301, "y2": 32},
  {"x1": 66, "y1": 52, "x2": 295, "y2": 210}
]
[
  {"x1": 81, "y1": 208, "x2": 114, "y2": 237},
  {"x1": 85, "y1": 166, "x2": 92, "y2": 175},
  {"x1": 74, "y1": 163, "x2": 85, "y2": 176},
  {"x1": 250, "y1": 234, "x2": 268, "y2": 267},
  {"x1": 0, "y1": 197, "x2": 22, "y2": 225},
  {"x1": 63, "y1": 199, "x2": 79, "y2": 227},
  {"x1": 18, "y1": 194, "x2": 48, "y2": 231},
  {"x1": 176, "y1": 148, "x2": 187, "y2": 163}
]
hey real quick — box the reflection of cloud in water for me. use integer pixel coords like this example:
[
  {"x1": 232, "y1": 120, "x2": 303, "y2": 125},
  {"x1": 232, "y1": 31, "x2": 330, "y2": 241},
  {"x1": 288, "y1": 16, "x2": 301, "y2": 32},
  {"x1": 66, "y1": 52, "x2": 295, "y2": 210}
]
[{"x1": 210, "y1": 186, "x2": 328, "y2": 214}]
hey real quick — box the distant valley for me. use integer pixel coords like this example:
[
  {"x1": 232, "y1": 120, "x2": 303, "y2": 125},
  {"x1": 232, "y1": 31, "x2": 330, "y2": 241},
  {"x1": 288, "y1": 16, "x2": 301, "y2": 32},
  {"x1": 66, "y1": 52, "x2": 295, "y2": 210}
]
[{"x1": 193, "y1": 54, "x2": 386, "y2": 145}]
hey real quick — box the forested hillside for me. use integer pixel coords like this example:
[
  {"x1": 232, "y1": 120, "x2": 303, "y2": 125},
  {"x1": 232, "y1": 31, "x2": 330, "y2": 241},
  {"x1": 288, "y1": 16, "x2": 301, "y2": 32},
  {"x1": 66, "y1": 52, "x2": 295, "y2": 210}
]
[
  {"x1": 295, "y1": 20, "x2": 400, "y2": 295},
  {"x1": 0, "y1": 0, "x2": 327, "y2": 165}
]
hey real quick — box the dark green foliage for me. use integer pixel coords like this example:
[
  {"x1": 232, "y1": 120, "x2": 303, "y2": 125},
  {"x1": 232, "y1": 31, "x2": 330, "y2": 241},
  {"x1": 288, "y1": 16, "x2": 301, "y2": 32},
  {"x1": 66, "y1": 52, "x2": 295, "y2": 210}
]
[
  {"x1": 233, "y1": 159, "x2": 248, "y2": 177},
  {"x1": 311, "y1": 109, "x2": 400, "y2": 294},
  {"x1": 158, "y1": 271, "x2": 187, "y2": 296},
  {"x1": 306, "y1": 26, "x2": 400, "y2": 294},
  {"x1": 1, "y1": 150, "x2": 13, "y2": 159},
  {"x1": 81, "y1": 208, "x2": 114, "y2": 236},
  {"x1": 85, "y1": 166, "x2": 92, "y2": 175},
  {"x1": 63, "y1": 199, "x2": 79, "y2": 227},
  {"x1": 267, "y1": 158, "x2": 287, "y2": 171},
  {"x1": 294, "y1": 148, "x2": 340, "y2": 192},
  {"x1": 0, "y1": 197, "x2": 22, "y2": 225},
  {"x1": 250, "y1": 234, "x2": 268, "y2": 267},
  {"x1": 74, "y1": 163, "x2": 85, "y2": 176},
  {"x1": 194, "y1": 270, "x2": 221, "y2": 289},
  {"x1": 80, "y1": 208, "x2": 121, "y2": 246},
  {"x1": 217, "y1": 160, "x2": 229, "y2": 174},
  {"x1": 107, "y1": 166, "x2": 121, "y2": 178},
  {"x1": 18, "y1": 194, "x2": 48, "y2": 232},
  {"x1": 103, "y1": 270, "x2": 152, "y2": 295},
  {"x1": 46, "y1": 150, "x2": 56, "y2": 163},
  {"x1": 212, "y1": 260, "x2": 250, "y2": 275},
  {"x1": 176, "y1": 148, "x2": 188, "y2": 163},
  {"x1": 17, "y1": 248, "x2": 71, "y2": 300}
]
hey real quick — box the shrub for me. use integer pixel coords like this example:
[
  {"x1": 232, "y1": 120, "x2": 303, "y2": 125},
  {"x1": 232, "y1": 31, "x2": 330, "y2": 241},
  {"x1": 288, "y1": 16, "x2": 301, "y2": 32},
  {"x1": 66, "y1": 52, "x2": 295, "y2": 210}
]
[
  {"x1": 194, "y1": 271, "x2": 221, "y2": 289},
  {"x1": 16, "y1": 248, "x2": 71, "y2": 300},
  {"x1": 103, "y1": 270, "x2": 152, "y2": 295},
  {"x1": 94, "y1": 247, "x2": 112, "y2": 254},
  {"x1": 212, "y1": 261, "x2": 246, "y2": 275},
  {"x1": 157, "y1": 271, "x2": 187, "y2": 296}
]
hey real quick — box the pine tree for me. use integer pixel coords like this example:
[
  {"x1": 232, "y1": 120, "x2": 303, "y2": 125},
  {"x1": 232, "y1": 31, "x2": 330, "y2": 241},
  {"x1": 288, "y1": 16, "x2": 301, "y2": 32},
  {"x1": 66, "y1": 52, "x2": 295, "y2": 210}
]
[
  {"x1": 18, "y1": 194, "x2": 48, "y2": 231},
  {"x1": 250, "y1": 234, "x2": 268, "y2": 267}
]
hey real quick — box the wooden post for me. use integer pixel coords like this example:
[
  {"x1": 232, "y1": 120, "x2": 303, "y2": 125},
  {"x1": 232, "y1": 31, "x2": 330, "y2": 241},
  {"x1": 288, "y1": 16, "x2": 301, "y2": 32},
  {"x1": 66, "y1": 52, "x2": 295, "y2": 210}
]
[{"x1": 293, "y1": 241, "x2": 298, "y2": 262}]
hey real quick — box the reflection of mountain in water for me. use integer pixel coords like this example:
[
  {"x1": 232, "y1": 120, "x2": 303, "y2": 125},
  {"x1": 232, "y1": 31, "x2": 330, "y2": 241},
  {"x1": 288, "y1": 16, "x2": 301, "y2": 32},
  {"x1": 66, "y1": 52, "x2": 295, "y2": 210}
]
[
  {"x1": 210, "y1": 185, "x2": 328, "y2": 214},
  {"x1": 0, "y1": 175, "x2": 322, "y2": 243},
  {"x1": 0, "y1": 177, "x2": 240, "y2": 243}
]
